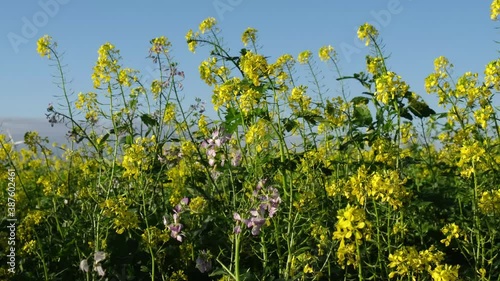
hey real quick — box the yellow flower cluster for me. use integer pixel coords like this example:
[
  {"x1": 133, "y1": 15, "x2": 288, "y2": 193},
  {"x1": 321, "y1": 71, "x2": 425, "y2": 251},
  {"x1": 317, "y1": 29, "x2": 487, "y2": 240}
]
[
  {"x1": 430, "y1": 264, "x2": 460, "y2": 281},
  {"x1": 473, "y1": 104, "x2": 494, "y2": 129},
  {"x1": 297, "y1": 50, "x2": 312, "y2": 64},
  {"x1": 289, "y1": 85, "x2": 311, "y2": 111},
  {"x1": 91, "y1": 42, "x2": 120, "y2": 89},
  {"x1": 327, "y1": 165, "x2": 410, "y2": 209},
  {"x1": 122, "y1": 136, "x2": 156, "y2": 178},
  {"x1": 425, "y1": 56, "x2": 452, "y2": 104},
  {"x1": 457, "y1": 141, "x2": 486, "y2": 178},
  {"x1": 185, "y1": 29, "x2": 198, "y2": 53},
  {"x1": 479, "y1": 189, "x2": 500, "y2": 215},
  {"x1": 440, "y1": 223, "x2": 465, "y2": 247},
  {"x1": 332, "y1": 204, "x2": 371, "y2": 268},
  {"x1": 491, "y1": 0, "x2": 500, "y2": 20},
  {"x1": 36, "y1": 35, "x2": 52, "y2": 58},
  {"x1": 212, "y1": 77, "x2": 241, "y2": 111},
  {"x1": 485, "y1": 58, "x2": 500, "y2": 90},
  {"x1": 189, "y1": 196, "x2": 207, "y2": 214},
  {"x1": 101, "y1": 195, "x2": 139, "y2": 234},
  {"x1": 199, "y1": 57, "x2": 218, "y2": 86},
  {"x1": 318, "y1": 45, "x2": 335, "y2": 62},
  {"x1": 150, "y1": 36, "x2": 171, "y2": 54},
  {"x1": 75, "y1": 92, "x2": 99, "y2": 123},
  {"x1": 310, "y1": 223, "x2": 330, "y2": 256},
  {"x1": 141, "y1": 226, "x2": 170, "y2": 247},
  {"x1": 199, "y1": 17, "x2": 217, "y2": 34},
  {"x1": 163, "y1": 103, "x2": 177, "y2": 124},
  {"x1": 239, "y1": 50, "x2": 269, "y2": 86},
  {"x1": 388, "y1": 245, "x2": 455, "y2": 279},
  {"x1": 366, "y1": 56, "x2": 384, "y2": 75},
  {"x1": 198, "y1": 114, "x2": 209, "y2": 137},
  {"x1": 357, "y1": 23, "x2": 379, "y2": 46},
  {"x1": 241, "y1": 27, "x2": 257, "y2": 46},
  {"x1": 375, "y1": 71, "x2": 410, "y2": 104},
  {"x1": 245, "y1": 119, "x2": 267, "y2": 145}
]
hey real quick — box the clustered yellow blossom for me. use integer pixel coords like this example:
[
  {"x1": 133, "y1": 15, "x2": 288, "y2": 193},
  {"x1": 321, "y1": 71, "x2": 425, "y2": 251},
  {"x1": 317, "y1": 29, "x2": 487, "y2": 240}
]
[
  {"x1": 457, "y1": 141, "x2": 486, "y2": 178},
  {"x1": 425, "y1": 56, "x2": 453, "y2": 104},
  {"x1": 357, "y1": 23, "x2": 379, "y2": 46},
  {"x1": 199, "y1": 17, "x2": 217, "y2": 34},
  {"x1": 239, "y1": 50, "x2": 269, "y2": 86},
  {"x1": 163, "y1": 103, "x2": 177, "y2": 124},
  {"x1": 388, "y1": 245, "x2": 459, "y2": 280},
  {"x1": 101, "y1": 196, "x2": 139, "y2": 234},
  {"x1": 473, "y1": 104, "x2": 494, "y2": 129},
  {"x1": 75, "y1": 92, "x2": 99, "y2": 124},
  {"x1": 150, "y1": 36, "x2": 171, "y2": 54},
  {"x1": 318, "y1": 45, "x2": 335, "y2": 62},
  {"x1": 185, "y1": 29, "x2": 198, "y2": 53},
  {"x1": 198, "y1": 114, "x2": 209, "y2": 137},
  {"x1": 297, "y1": 50, "x2": 312, "y2": 64},
  {"x1": 189, "y1": 196, "x2": 207, "y2": 214},
  {"x1": 91, "y1": 42, "x2": 121, "y2": 89},
  {"x1": 289, "y1": 85, "x2": 311, "y2": 111},
  {"x1": 310, "y1": 223, "x2": 330, "y2": 256},
  {"x1": 375, "y1": 71, "x2": 410, "y2": 104},
  {"x1": 212, "y1": 77, "x2": 241, "y2": 111},
  {"x1": 440, "y1": 223, "x2": 465, "y2": 246},
  {"x1": 241, "y1": 27, "x2": 257, "y2": 46},
  {"x1": 36, "y1": 35, "x2": 53, "y2": 58},
  {"x1": 327, "y1": 165, "x2": 410, "y2": 209},
  {"x1": 141, "y1": 226, "x2": 170, "y2": 248},
  {"x1": 479, "y1": 189, "x2": 500, "y2": 215},
  {"x1": 491, "y1": 0, "x2": 500, "y2": 20},
  {"x1": 245, "y1": 119, "x2": 267, "y2": 145},
  {"x1": 332, "y1": 204, "x2": 371, "y2": 268},
  {"x1": 122, "y1": 135, "x2": 156, "y2": 178},
  {"x1": 485, "y1": 58, "x2": 500, "y2": 90},
  {"x1": 366, "y1": 56, "x2": 384, "y2": 75}
]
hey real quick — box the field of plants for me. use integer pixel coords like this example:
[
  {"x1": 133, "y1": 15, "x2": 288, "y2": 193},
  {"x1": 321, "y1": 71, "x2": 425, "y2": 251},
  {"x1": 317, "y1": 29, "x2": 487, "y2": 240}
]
[{"x1": 2, "y1": 2, "x2": 500, "y2": 280}]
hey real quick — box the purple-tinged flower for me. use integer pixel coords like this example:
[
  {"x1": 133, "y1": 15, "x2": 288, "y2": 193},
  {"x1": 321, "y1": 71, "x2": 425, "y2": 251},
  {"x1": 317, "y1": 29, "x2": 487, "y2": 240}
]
[
  {"x1": 244, "y1": 209, "x2": 267, "y2": 236},
  {"x1": 234, "y1": 225, "x2": 242, "y2": 234},
  {"x1": 196, "y1": 250, "x2": 213, "y2": 273},
  {"x1": 174, "y1": 197, "x2": 190, "y2": 214},
  {"x1": 79, "y1": 259, "x2": 89, "y2": 272},
  {"x1": 169, "y1": 223, "x2": 184, "y2": 242},
  {"x1": 231, "y1": 150, "x2": 242, "y2": 167},
  {"x1": 95, "y1": 264, "x2": 105, "y2": 277},
  {"x1": 233, "y1": 212, "x2": 242, "y2": 221}
]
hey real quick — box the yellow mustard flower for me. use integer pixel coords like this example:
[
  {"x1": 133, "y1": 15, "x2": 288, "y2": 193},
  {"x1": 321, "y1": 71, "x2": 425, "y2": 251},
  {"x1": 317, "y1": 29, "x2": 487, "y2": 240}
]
[
  {"x1": 185, "y1": 29, "x2": 199, "y2": 53},
  {"x1": 36, "y1": 35, "x2": 52, "y2": 58},
  {"x1": 297, "y1": 50, "x2": 312, "y2": 64},
  {"x1": 199, "y1": 17, "x2": 217, "y2": 34},
  {"x1": 491, "y1": 0, "x2": 500, "y2": 20},
  {"x1": 242, "y1": 27, "x2": 257, "y2": 46},
  {"x1": 430, "y1": 264, "x2": 460, "y2": 281},
  {"x1": 318, "y1": 45, "x2": 335, "y2": 61},
  {"x1": 357, "y1": 23, "x2": 379, "y2": 46}
]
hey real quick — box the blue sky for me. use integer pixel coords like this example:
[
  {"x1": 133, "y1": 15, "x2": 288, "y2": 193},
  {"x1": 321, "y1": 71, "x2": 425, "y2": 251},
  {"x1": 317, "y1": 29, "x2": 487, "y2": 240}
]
[{"x1": 0, "y1": 0, "x2": 498, "y2": 141}]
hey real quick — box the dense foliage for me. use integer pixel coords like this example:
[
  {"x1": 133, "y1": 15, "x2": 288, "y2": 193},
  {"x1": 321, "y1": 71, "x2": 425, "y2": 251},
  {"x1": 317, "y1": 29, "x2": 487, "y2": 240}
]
[{"x1": 2, "y1": 3, "x2": 500, "y2": 280}]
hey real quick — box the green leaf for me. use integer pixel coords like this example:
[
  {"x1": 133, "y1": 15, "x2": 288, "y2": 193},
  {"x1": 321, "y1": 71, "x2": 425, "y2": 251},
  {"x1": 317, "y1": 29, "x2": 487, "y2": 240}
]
[
  {"x1": 352, "y1": 103, "x2": 372, "y2": 127},
  {"x1": 408, "y1": 99, "x2": 436, "y2": 118},
  {"x1": 351, "y1": 96, "x2": 370, "y2": 105},
  {"x1": 140, "y1": 113, "x2": 158, "y2": 127}
]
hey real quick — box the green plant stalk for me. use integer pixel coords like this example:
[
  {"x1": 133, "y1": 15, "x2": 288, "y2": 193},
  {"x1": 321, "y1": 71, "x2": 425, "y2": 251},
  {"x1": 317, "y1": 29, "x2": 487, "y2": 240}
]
[
  {"x1": 234, "y1": 232, "x2": 241, "y2": 281},
  {"x1": 356, "y1": 239, "x2": 363, "y2": 281},
  {"x1": 34, "y1": 231, "x2": 50, "y2": 280}
]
